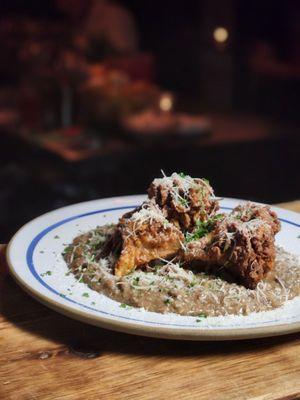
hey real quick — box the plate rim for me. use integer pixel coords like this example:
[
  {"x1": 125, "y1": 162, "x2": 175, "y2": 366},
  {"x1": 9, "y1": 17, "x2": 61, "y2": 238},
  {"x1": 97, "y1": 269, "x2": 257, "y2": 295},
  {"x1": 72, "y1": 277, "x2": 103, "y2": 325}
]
[{"x1": 6, "y1": 195, "x2": 300, "y2": 341}]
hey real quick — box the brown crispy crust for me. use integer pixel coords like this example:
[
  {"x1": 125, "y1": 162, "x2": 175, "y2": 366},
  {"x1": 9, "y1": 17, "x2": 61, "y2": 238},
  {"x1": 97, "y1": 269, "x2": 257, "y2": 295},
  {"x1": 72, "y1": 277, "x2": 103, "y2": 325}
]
[
  {"x1": 114, "y1": 218, "x2": 184, "y2": 277},
  {"x1": 230, "y1": 202, "x2": 281, "y2": 234},
  {"x1": 101, "y1": 174, "x2": 280, "y2": 289},
  {"x1": 148, "y1": 177, "x2": 219, "y2": 231},
  {"x1": 101, "y1": 200, "x2": 185, "y2": 277},
  {"x1": 183, "y1": 217, "x2": 276, "y2": 289}
]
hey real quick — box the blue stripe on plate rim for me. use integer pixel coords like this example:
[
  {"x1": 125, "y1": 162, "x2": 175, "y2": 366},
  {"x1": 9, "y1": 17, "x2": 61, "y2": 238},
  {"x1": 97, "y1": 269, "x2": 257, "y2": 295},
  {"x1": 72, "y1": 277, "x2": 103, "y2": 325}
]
[{"x1": 26, "y1": 205, "x2": 300, "y2": 328}]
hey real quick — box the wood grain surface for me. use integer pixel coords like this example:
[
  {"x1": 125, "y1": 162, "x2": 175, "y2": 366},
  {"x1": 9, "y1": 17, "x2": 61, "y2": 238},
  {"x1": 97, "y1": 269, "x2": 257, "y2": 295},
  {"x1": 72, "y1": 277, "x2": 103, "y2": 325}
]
[{"x1": 0, "y1": 203, "x2": 300, "y2": 400}]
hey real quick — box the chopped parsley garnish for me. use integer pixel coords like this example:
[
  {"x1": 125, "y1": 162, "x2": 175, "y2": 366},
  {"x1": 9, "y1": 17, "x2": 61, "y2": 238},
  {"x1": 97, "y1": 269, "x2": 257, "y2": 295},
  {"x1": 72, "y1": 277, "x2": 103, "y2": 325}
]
[
  {"x1": 62, "y1": 245, "x2": 72, "y2": 256},
  {"x1": 79, "y1": 277, "x2": 84, "y2": 283},
  {"x1": 82, "y1": 292, "x2": 89, "y2": 298},
  {"x1": 234, "y1": 212, "x2": 242, "y2": 220},
  {"x1": 196, "y1": 313, "x2": 207, "y2": 322},
  {"x1": 41, "y1": 270, "x2": 52, "y2": 277},
  {"x1": 164, "y1": 298, "x2": 171, "y2": 304},
  {"x1": 54, "y1": 235, "x2": 60, "y2": 239},
  {"x1": 120, "y1": 303, "x2": 131, "y2": 309},
  {"x1": 132, "y1": 277, "x2": 140, "y2": 286},
  {"x1": 178, "y1": 172, "x2": 187, "y2": 178},
  {"x1": 185, "y1": 214, "x2": 224, "y2": 243},
  {"x1": 91, "y1": 301, "x2": 96, "y2": 306},
  {"x1": 65, "y1": 271, "x2": 71, "y2": 276},
  {"x1": 154, "y1": 264, "x2": 162, "y2": 273},
  {"x1": 179, "y1": 197, "x2": 189, "y2": 207},
  {"x1": 185, "y1": 221, "x2": 209, "y2": 242},
  {"x1": 39, "y1": 250, "x2": 45, "y2": 254}
]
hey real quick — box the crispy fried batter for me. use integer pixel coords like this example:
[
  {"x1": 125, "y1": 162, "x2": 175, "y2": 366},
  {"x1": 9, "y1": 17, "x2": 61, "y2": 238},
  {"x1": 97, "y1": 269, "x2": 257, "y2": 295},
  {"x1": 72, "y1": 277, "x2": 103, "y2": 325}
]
[
  {"x1": 102, "y1": 173, "x2": 281, "y2": 288},
  {"x1": 115, "y1": 219, "x2": 183, "y2": 277},
  {"x1": 105, "y1": 201, "x2": 184, "y2": 277},
  {"x1": 230, "y1": 202, "x2": 281, "y2": 234},
  {"x1": 182, "y1": 206, "x2": 279, "y2": 288},
  {"x1": 148, "y1": 173, "x2": 219, "y2": 231}
]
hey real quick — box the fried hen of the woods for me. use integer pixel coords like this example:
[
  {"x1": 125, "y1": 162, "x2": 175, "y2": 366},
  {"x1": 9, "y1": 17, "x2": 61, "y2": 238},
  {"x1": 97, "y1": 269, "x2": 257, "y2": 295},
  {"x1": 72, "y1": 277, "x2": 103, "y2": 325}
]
[
  {"x1": 183, "y1": 203, "x2": 280, "y2": 288},
  {"x1": 102, "y1": 173, "x2": 280, "y2": 288},
  {"x1": 102, "y1": 201, "x2": 184, "y2": 277},
  {"x1": 148, "y1": 173, "x2": 219, "y2": 231}
]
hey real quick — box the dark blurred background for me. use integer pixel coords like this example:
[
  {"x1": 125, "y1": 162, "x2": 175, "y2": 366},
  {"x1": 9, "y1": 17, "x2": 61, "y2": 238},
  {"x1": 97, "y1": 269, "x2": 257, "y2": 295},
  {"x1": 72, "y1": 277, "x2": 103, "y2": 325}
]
[{"x1": 0, "y1": 0, "x2": 299, "y2": 242}]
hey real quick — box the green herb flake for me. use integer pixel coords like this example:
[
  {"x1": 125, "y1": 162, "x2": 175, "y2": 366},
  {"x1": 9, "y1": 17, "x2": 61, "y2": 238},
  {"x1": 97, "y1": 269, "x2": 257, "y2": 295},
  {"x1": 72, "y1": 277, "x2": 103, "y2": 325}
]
[
  {"x1": 91, "y1": 301, "x2": 96, "y2": 306},
  {"x1": 39, "y1": 250, "x2": 45, "y2": 254},
  {"x1": 120, "y1": 303, "x2": 130, "y2": 309},
  {"x1": 62, "y1": 245, "x2": 72, "y2": 256},
  {"x1": 41, "y1": 270, "x2": 52, "y2": 277},
  {"x1": 154, "y1": 264, "x2": 161, "y2": 273},
  {"x1": 185, "y1": 214, "x2": 224, "y2": 243},
  {"x1": 178, "y1": 172, "x2": 187, "y2": 178},
  {"x1": 65, "y1": 271, "x2": 71, "y2": 276},
  {"x1": 82, "y1": 292, "x2": 89, "y2": 298},
  {"x1": 179, "y1": 197, "x2": 189, "y2": 207},
  {"x1": 196, "y1": 313, "x2": 207, "y2": 322},
  {"x1": 132, "y1": 277, "x2": 140, "y2": 286},
  {"x1": 164, "y1": 298, "x2": 171, "y2": 305},
  {"x1": 54, "y1": 235, "x2": 60, "y2": 239},
  {"x1": 79, "y1": 277, "x2": 84, "y2": 283}
]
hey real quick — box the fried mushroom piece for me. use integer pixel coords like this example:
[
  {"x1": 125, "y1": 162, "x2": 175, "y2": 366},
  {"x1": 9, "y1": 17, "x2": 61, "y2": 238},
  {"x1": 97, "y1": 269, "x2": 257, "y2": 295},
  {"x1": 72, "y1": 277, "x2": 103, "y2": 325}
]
[
  {"x1": 183, "y1": 219, "x2": 275, "y2": 289},
  {"x1": 182, "y1": 204, "x2": 280, "y2": 289},
  {"x1": 102, "y1": 201, "x2": 184, "y2": 277},
  {"x1": 230, "y1": 202, "x2": 281, "y2": 234},
  {"x1": 148, "y1": 172, "x2": 219, "y2": 232}
]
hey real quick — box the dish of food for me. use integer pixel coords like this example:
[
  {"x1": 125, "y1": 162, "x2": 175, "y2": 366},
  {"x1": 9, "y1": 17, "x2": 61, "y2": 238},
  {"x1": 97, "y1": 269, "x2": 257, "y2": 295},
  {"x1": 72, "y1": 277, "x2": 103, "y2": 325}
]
[
  {"x1": 122, "y1": 111, "x2": 210, "y2": 137},
  {"x1": 7, "y1": 173, "x2": 300, "y2": 340}
]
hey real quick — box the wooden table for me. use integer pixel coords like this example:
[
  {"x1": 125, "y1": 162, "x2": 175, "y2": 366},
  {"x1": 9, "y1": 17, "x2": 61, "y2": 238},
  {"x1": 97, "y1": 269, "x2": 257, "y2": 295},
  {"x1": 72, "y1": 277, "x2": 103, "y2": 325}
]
[{"x1": 0, "y1": 202, "x2": 300, "y2": 400}]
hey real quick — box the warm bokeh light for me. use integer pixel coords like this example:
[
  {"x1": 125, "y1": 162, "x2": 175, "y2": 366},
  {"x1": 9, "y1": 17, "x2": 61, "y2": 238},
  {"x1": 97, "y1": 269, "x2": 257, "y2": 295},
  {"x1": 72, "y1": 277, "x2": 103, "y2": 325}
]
[
  {"x1": 159, "y1": 93, "x2": 173, "y2": 112},
  {"x1": 213, "y1": 27, "x2": 229, "y2": 43}
]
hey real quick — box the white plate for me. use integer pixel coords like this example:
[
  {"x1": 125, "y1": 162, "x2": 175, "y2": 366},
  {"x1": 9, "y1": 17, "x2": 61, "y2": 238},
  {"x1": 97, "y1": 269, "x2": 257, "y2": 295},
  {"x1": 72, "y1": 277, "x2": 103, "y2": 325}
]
[{"x1": 7, "y1": 196, "x2": 300, "y2": 341}]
